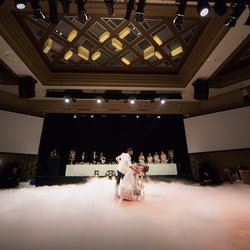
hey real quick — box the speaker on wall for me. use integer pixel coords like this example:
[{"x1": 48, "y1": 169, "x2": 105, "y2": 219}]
[
  {"x1": 193, "y1": 79, "x2": 209, "y2": 100},
  {"x1": 19, "y1": 76, "x2": 37, "y2": 98}
]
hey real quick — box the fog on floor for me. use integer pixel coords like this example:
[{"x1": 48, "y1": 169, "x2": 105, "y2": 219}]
[{"x1": 0, "y1": 178, "x2": 250, "y2": 250}]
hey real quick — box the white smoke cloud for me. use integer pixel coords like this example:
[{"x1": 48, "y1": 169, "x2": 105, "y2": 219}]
[{"x1": 0, "y1": 178, "x2": 250, "y2": 250}]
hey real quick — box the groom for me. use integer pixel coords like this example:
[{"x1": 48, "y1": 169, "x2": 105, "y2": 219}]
[{"x1": 115, "y1": 148, "x2": 133, "y2": 186}]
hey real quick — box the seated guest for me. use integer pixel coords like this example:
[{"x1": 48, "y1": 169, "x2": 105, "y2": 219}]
[
  {"x1": 138, "y1": 152, "x2": 145, "y2": 164},
  {"x1": 147, "y1": 153, "x2": 153, "y2": 164},
  {"x1": 90, "y1": 150, "x2": 99, "y2": 164},
  {"x1": 99, "y1": 152, "x2": 106, "y2": 164},
  {"x1": 5, "y1": 164, "x2": 20, "y2": 188},
  {"x1": 160, "y1": 150, "x2": 167, "y2": 163},
  {"x1": 153, "y1": 151, "x2": 161, "y2": 163}
]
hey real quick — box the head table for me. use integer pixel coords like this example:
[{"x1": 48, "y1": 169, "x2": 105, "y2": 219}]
[{"x1": 65, "y1": 163, "x2": 177, "y2": 177}]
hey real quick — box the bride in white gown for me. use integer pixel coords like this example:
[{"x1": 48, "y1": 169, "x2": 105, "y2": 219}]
[{"x1": 118, "y1": 164, "x2": 149, "y2": 201}]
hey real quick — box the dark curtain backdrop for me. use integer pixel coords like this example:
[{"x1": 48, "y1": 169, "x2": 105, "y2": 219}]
[{"x1": 38, "y1": 114, "x2": 190, "y2": 176}]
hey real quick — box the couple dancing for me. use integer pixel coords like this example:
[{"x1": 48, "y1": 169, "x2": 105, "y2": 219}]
[{"x1": 116, "y1": 148, "x2": 149, "y2": 201}]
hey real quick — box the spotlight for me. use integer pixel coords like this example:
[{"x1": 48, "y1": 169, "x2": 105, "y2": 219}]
[
  {"x1": 30, "y1": 0, "x2": 46, "y2": 19},
  {"x1": 104, "y1": 0, "x2": 114, "y2": 16},
  {"x1": 48, "y1": 0, "x2": 58, "y2": 23},
  {"x1": 173, "y1": 0, "x2": 187, "y2": 25},
  {"x1": 90, "y1": 115, "x2": 94, "y2": 118},
  {"x1": 96, "y1": 97, "x2": 102, "y2": 104},
  {"x1": 214, "y1": 0, "x2": 227, "y2": 16},
  {"x1": 73, "y1": 114, "x2": 77, "y2": 119},
  {"x1": 136, "y1": 115, "x2": 140, "y2": 118},
  {"x1": 64, "y1": 96, "x2": 71, "y2": 103},
  {"x1": 76, "y1": 0, "x2": 88, "y2": 23},
  {"x1": 160, "y1": 97, "x2": 166, "y2": 104},
  {"x1": 157, "y1": 115, "x2": 161, "y2": 119},
  {"x1": 15, "y1": 0, "x2": 26, "y2": 10},
  {"x1": 129, "y1": 98, "x2": 136, "y2": 104},
  {"x1": 225, "y1": 2, "x2": 246, "y2": 27},
  {"x1": 197, "y1": 0, "x2": 210, "y2": 17},
  {"x1": 135, "y1": 0, "x2": 146, "y2": 22},
  {"x1": 60, "y1": 0, "x2": 70, "y2": 14}
]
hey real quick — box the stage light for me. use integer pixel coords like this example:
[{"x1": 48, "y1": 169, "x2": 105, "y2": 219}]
[
  {"x1": 104, "y1": 0, "x2": 115, "y2": 16},
  {"x1": 15, "y1": 0, "x2": 26, "y2": 10},
  {"x1": 96, "y1": 97, "x2": 102, "y2": 104},
  {"x1": 73, "y1": 114, "x2": 77, "y2": 119},
  {"x1": 197, "y1": 0, "x2": 210, "y2": 17},
  {"x1": 214, "y1": 0, "x2": 227, "y2": 16},
  {"x1": 173, "y1": 0, "x2": 187, "y2": 25},
  {"x1": 136, "y1": 115, "x2": 140, "y2": 118},
  {"x1": 60, "y1": 0, "x2": 70, "y2": 14},
  {"x1": 160, "y1": 97, "x2": 166, "y2": 104},
  {"x1": 157, "y1": 115, "x2": 161, "y2": 119},
  {"x1": 135, "y1": 0, "x2": 146, "y2": 22},
  {"x1": 225, "y1": 2, "x2": 246, "y2": 27},
  {"x1": 48, "y1": 0, "x2": 58, "y2": 23},
  {"x1": 129, "y1": 98, "x2": 136, "y2": 104},
  {"x1": 90, "y1": 115, "x2": 94, "y2": 118},
  {"x1": 64, "y1": 96, "x2": 71, "y2": 103},
  {"x1": 30, "y1": 0, "x2": 46, "y2": 19},
  {"x1": 76, "y1": 0, "x2": 88, "y2": 23}
]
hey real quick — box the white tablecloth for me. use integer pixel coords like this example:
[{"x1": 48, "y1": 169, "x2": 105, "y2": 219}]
[{"x1": 65, "y1": 163, "x2": 177, "y2": 177}]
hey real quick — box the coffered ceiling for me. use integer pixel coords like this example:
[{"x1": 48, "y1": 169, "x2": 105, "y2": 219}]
[{"x1": 0, "y1": 0, "x2": 249, "y2": 115}]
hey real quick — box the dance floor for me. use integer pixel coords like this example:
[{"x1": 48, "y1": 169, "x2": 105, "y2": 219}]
[{"x1": 0, "y1": 178, "x2": 250, "y2": 250}]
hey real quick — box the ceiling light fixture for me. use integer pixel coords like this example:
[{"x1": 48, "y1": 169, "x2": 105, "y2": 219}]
[
  {"x1": 143, "y1": 45, "x2": 155, "y2": 60},
  {"x1": 160, "y1": 97, "x2": 166, "y2": 104},
  {"x1": 197, "y1": 0, "x2": 210, "y2": 17},
  {"x1": 170, "y1": 44, "x2": 183, "y2": 57},
  {"x1": 173, "y1": 0, "x2": 187, "y2": 25},
  {"x1": 119, "y1": 27, "x2": 132, "y2": 39},
  {"x1": 43, "y1": 38, "x2": 53, "y2": 54},
  {"x1": 225, "y1": 2, "x2": 246, "y2": 27},
  {"x1": 78, "y1": 46, "x2": 89, "y2": 60},
  {"x1": 153, "y1": 35, "x2": 163, "y2": 46},
  {"x1": 67, "y1": 29, "x2": 78, "y2": 42},
  {"x1": 111, "y1": 38, "x2": 123, "y2": 51},
  {"x1": 15, "y1": 0, "x2": 26, "y2": 10},
  {"x1": 214, "y1": 0, "x2": 227, "y2": 16},
  {"x1": 99, "y1": 31, "x2": 110, "y2": 43},
  {"x1": 64, "y1": 50, "x2": 73, "y2": 60},
  {"x1": 96, "y1": 97, "x2": 102, "y2": 104},
  {"x1": 121, "y1": 57, "x2": 130, "y2": 65},
  {"x1": 91, "y1": 51, "x2": 101, "y2": 61},
  {"x1": 76, "y1": 0, "x2": 88, "y2": 23},
  {"x1": 104, "y1": 0, "x2": 115, "y2": 16},
  {"x1": 154, "y1": 51, "x2": 163, "y2": 60}
]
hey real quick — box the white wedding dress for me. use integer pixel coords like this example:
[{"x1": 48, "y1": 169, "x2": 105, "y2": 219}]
[{"x1": 118, "y1": 168, "x2": 145, "y2": 201}]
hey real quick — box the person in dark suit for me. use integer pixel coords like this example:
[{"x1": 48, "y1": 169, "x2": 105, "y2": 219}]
[
  {"x1": 79, "y1": 151, "x2": 88, "y2": 163},
  {"x1": 90, "y1": 150, "x2": 99, "y2": 164}
]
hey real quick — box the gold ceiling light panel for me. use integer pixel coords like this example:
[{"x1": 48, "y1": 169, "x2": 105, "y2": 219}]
[
  {"x1": 43, "y1": 38, "x2": 53, "y2": 54},
  {"x1": 91, "y1": 51, "x2": 101, "y2": 61},
  {"x1": 121, "y1": 57, "x2": 130, "y2": 65},
  {"x1": 154, "y1": 51, "x2": 163, "y2": 60},
  {"x1": 78, "y1": 46, "x2": 89, "y2": 60},
  {"x1": 153, "y1": 35, "x2": 163, "y2": 46},
  {"x1": 111, "y1": 38, "x2": 123, "y2": 51},
  {"x1": 170, "y1": 45, "x2": 183, "y2": 57},
  {"x1": 119, "y1": 27, "x2": 131, "y2": 39},
  {"x1": 143, "y1": 45, "x2": 155, "y2": 60},
  {"x1": 99, "y1": 31, "x2": 110, "y2": 43},
  {"x1": 64, "y1": 50, "x2": 73, "y2": 60},
  {"x1": 67, "y1": 30, "x2": 78, "y2": 42}
]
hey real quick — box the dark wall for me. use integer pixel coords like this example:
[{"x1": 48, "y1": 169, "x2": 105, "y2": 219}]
[{"x1": 38, "y1": 114, "x2": 190, "y2": 176}]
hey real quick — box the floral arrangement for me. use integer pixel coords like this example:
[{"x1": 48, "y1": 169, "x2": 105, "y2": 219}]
[
  {"x1": 168, "y1": 149, "x2": 174, "y2": 163},
  {"x1": 69, "y1": 150, "x2": 76, "y2": 164}
]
